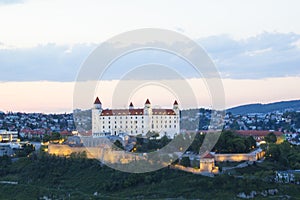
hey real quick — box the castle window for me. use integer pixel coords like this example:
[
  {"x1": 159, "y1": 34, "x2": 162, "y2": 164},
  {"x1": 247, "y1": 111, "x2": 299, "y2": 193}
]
[
  {"x1": 169, "y1": 125, "x2": 171, "y2": 128},
  {"x1": 169, "y1": 120, "x2": 171, "y2": 123},
  {"x1": 165, "y1": 125, "x2": 167, "y2": 128},
  {"x1": 174, "y1": 120, "x2": 176, "y2": 123},
  {"x1": 115, "y1": 121, "x2": 116, "y2": 124},
  {"x1": 142, "y1": 116, "x2": 144, "y2": 119},
  {"x1": 109, "y1": 121, "x2": 111, "y2": 124},
  {"x1": 115, "y1": 125, "x2": 117, "y2": 128},
  {"x1": 103, "y1": 126, "x2": 105, "y2": 129},
  {"x1": 109, "y1": 126, "x2": 111, "y2": 129},
  {"x1": 174, "y1": 125, "x2": 176, "y2": 128},
  {"x1": 142, "y1": 125, "x2": 144, "y2": 128}
]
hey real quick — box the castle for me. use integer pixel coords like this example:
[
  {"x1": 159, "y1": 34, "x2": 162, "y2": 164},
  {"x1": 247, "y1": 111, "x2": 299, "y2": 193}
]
[{"x1": 92, "y1": 97, "x2": 180, "y2": 138}]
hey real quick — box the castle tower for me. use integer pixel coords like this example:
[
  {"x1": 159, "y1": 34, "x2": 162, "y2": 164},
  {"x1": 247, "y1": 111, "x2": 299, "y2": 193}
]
[
  {"x1": 129, "y1": 102, "x2": 134, "y2": 110},
  {"x1": 144, "y1": 99, "x2": 152, "y2": 134},
  {"x1": 173, "y1": 100, "x2": 179, "y2": 115},
  {"x1": 144, "y1": 99, "x2": 152, "y2": 115},
  {"x1": 92, "y1": 97, "x2": 102, "y2": 135}
]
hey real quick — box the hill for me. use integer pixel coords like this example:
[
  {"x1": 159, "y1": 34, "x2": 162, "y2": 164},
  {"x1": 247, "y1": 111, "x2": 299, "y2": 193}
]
[
  {"x1": 0, "y1": 154, "x2": 299, "y2": 199},
  {"x1": 227, "y1": 100, "x2": 300, "y2": 115}
]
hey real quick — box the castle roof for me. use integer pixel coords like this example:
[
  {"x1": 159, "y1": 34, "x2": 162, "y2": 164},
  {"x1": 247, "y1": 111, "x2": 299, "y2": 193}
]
[
  {"x1": 100, "y1": 108, "x2": 176, "y2": 116},
  {"x1": 94, "y1": 97, "x2": 101, "y2": 104},
  {"x1": 173, "y1": 100, "x2": 178, "y2": 105},
  {"x1": 129, "y1": 102, "x2": 134, "y2": 107},
  {"x1": 145, "y1": 99, "x2": 151, "y2": 104},
  {"x1": 202, "y1": 152, "x2": 214, "y2": 159}
]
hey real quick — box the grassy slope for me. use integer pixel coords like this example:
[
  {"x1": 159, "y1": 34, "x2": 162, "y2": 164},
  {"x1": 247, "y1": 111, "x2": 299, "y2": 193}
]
[{"x1": 0, "y1": 155, "x2": 299, "y2": 200}]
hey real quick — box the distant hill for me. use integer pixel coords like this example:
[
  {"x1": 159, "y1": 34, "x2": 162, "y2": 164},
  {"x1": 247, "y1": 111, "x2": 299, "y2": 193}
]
[{"x1": 227, "y1": 100, "x2": 300, "y2": 115}]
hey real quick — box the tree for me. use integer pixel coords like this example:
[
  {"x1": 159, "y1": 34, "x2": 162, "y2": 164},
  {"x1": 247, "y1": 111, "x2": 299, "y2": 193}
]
[
  {"x1": 266, "y1": 144, "x2": 280, "y2": 161},
  {"x1": 113, "y1": 140, "x2": 124, "y2": 150},
  {"x1": 180, "y1": 157, "x2": 191, "y2": 167},
  {"x1": 50, "y1": 132, "x2": 61, "y2": 141},
  {"x1": 42, "y1": 134, "x2": 50, "y2": 142},
  {"x1": 265, "y1": 132, "x2": 277, "y2": 144},
  {"x1": 146, "y1": 131, "x2": 159, "y2": 139}
]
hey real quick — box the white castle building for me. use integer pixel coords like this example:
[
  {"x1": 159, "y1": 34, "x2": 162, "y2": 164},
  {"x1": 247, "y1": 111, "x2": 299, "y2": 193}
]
[{"x1": 92, "y1": 97, "x2": 180, "y2": 138}]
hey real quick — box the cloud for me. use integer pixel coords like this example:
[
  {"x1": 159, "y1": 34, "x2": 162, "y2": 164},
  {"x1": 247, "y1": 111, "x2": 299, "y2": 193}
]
[
  {"x1": 199, "y1": 32, "x2": 300, "y2": 79},
  {"x1": 0, "y1": 32, "x2": 300, "y2": 82},
  {"x1": 0, "y1": 0, "x2": 24, "y2": 5}
]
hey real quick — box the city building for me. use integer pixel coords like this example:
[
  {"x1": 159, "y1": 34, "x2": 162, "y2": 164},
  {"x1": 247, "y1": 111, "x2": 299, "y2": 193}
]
[
  {"x1": 92, "y1": 97, "x2": 180, "y2": 138},
  {"x1": 0, "y1": 130, "x2": 18, "y2": 142}
]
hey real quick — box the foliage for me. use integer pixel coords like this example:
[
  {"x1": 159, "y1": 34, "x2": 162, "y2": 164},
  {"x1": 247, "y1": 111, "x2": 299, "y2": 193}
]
[
  {"x1": 135, "y1": 135, "x2": 171, "y2": 152},
  {"x1": 265, "y1": 132, "x2": 277, "y2": 144},
  {"x1": 15, "y1": 144, "x2": 35, "y2": 157},
  {"x1": 0, "y1": 154, "x2": 299, "y2": 199},
  {"x1": 112, "y1": 140, "x2": 124, "y2": 150},
  {"x1": 213, "y1": 131, "x2": 256, "y2": 153},
  {"x1": 180, "y1": 157, "x2": 191, "y2": 167},
  {"x1": 265, "y1": 141, "x2": 300, "y2": 169}
]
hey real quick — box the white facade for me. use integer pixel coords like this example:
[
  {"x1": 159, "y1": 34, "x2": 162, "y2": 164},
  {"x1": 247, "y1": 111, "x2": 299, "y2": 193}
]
[
  {"x1": 92, "y1": 98, "x2": 180, "y2": 138},
  {"x1": 0, "y1": 130, "x2": 18, "y2": 142}
]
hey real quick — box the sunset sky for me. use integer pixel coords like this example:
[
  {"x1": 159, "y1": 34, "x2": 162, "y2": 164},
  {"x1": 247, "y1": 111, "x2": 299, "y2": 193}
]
[{"x1": 1, "y1": 0, "x2": 300, "y2": 113}]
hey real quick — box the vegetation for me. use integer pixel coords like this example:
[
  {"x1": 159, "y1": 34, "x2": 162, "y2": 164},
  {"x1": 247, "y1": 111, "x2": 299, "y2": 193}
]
[
  {"x1": 0, "y1": 153, "x2": 299, "y2": 199},
  {"x1": 135, "y1": 135, "x2": 171, "y2": 152},
  {"x1": 213, "y1": 131, "x2": 256, "y2": 153},
  {"x1": 265, "y1": 141, "x2": 300, "y2": 169},
  {"x1": 264, "y1": 132, "x2": 277, "y2": 144},
  {"x1": 227, "y1": 100, "x2": 300, "y2": 115}
]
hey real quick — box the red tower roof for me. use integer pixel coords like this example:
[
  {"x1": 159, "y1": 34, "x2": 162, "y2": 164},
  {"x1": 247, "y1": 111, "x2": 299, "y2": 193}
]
[
  {"x1": 173, "y1": 100, "x2": 178, "y2": 105},
  {"x1": 94, "y1": 97, "x2": 101, "y2": 104},
  {"x1": 145, "y1": 99, "x2": 151, "y2": 104},
  {"x1": 202, "y1": 152, "x2": 214, "y2": 159}
]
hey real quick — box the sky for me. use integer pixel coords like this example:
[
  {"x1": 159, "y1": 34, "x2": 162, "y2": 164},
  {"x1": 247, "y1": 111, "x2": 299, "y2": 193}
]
[{"x1": 0, "y1": 0, "x2": 300, "y2": 113}]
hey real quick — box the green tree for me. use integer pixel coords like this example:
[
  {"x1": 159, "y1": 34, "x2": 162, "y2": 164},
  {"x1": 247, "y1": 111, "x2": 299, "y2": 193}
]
[
  {"x1": 113, "y1": 140, "x2": 124, "y2": 150},
  {"x1": 50, "y1": 132, "x2": 61, "y2": 141},
  {"x1": 265, "y1": 132, "x2": 277, "y2": 144},
  {"x1": 180, "y1": 157, "x2": 191, "y2": 167}
]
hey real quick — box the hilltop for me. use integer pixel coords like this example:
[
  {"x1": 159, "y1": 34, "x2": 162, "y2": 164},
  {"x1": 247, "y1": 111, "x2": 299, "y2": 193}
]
[{"x1": 227, "y1": 100, "x2": 300, "y2": 115}]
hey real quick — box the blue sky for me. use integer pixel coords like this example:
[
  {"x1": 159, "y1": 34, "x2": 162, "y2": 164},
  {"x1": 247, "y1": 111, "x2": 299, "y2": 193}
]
[{"x1": 0, "y1": 0, "x2": 300, "y2": 112}]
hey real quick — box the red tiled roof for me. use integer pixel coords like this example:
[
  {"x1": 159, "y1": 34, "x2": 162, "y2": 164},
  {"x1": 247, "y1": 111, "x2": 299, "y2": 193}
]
[
  {"x1": 152, "y1": 109, "x2": 176, "y2": 115},
  {"x1": 100, "y1": 108, "x2": 176, "y2": 116},
  {"x1": 202, "y1": 152, "x2": 214, "y2": 159},
  {"x1": 145, "y1": 99, "x2": 151, "y2": 104},
  {"x1": 101, "y1": 109, "x2": 144, "y2": 116},
  {"x1": 94, "y1": 97, "x2": 101, "y2": 104},
  {"x1": 236, "y1": 130, "x2": 283, "y2": 137}
]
